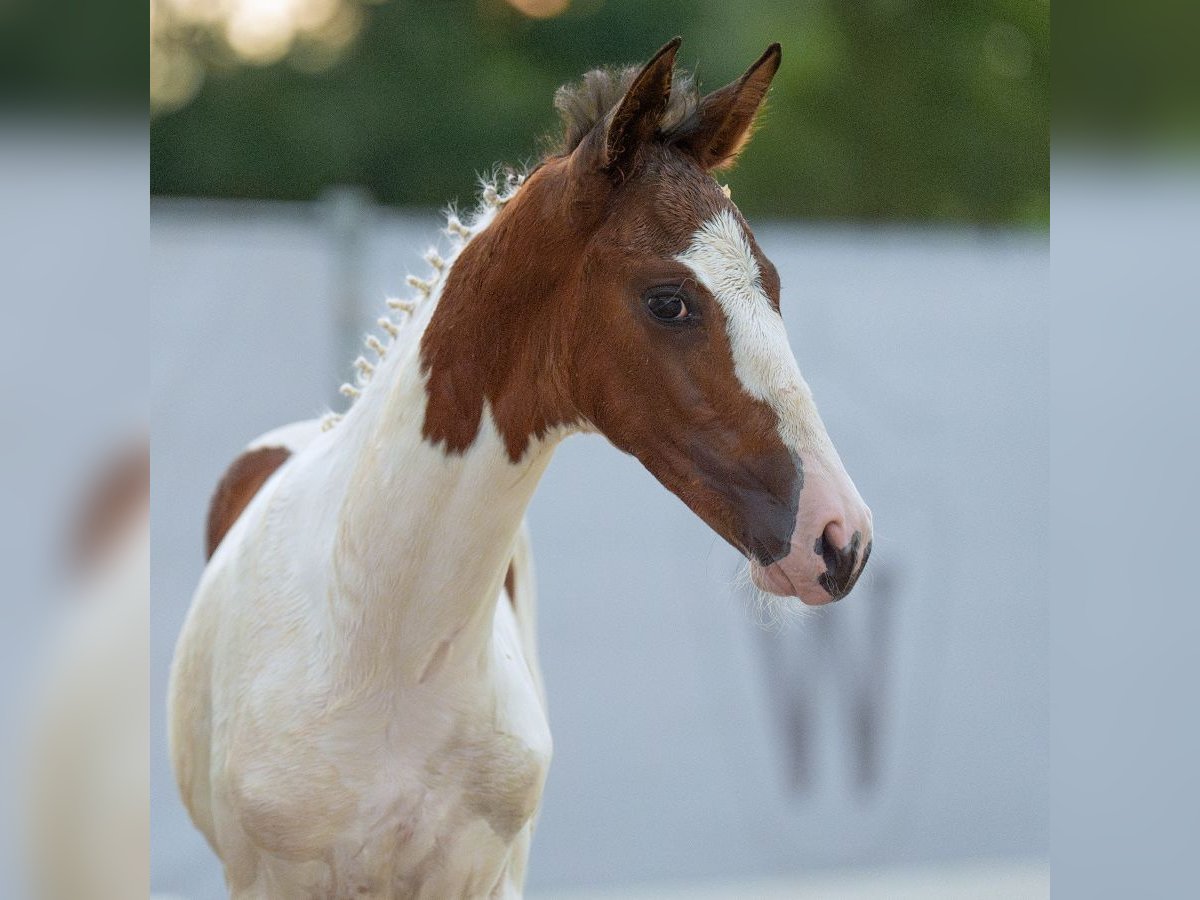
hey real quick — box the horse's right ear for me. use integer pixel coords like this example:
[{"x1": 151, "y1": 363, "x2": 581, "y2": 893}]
[{"x1": 598, "y1": 38, "x2": 681, "y2": 179}]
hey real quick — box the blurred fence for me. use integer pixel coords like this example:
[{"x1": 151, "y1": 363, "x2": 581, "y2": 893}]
[{"x1": 150, "y1": 195, "x2": 1047, "y2": 897}]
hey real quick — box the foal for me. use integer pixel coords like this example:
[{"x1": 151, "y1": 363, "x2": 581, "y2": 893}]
[{"x1": 170, "y1": 39, "x2": 872, "y2": 898}]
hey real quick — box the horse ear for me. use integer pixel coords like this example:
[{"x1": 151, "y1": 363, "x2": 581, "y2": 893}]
[
  {"x1": 601, "y1": 37, "x2": 682, "y2": 177},
  {"x1": 680, "y1": 43, "x2": 781, "y2": 172}
]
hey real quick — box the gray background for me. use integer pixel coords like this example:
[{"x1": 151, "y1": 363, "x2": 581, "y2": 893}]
[{"x1": 151, "y1": 197, "x2": 1047, "y2": 896}]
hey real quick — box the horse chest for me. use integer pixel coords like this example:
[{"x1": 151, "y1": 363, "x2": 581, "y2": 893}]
[
  {"x1": 229, "y1": 650, "x2": 552, "y2": 897},
  {"x1": 335, "y1": 698, "x2": 551, "y2": 896},
  {"x1": 365, "y1": 731, "x2": 547, "y2": 885}
]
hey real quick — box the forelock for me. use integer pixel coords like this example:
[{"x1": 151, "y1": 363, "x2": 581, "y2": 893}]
[{"x1": 550, "y1": 65, "x2": 702, "y2": 156}]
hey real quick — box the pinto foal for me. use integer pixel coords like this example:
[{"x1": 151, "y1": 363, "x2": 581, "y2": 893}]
[{"x1": 170, "y1": 39, "x2": 872, "y2": 898}]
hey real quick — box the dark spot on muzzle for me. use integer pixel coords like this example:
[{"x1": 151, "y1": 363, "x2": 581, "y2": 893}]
[
  {"x1": 814, "y1": 531, "x2": 871, "y2": 601},
  {"x1": 734, "y1": 451, "x2": 804, "y2": 567}
]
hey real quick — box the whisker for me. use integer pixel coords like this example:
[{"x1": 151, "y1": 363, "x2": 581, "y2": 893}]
[{"x1": 728, "y1": 561, "x2": 813, "y2": 632}]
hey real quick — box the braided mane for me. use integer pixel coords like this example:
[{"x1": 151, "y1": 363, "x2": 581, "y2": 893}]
[{"x1": 321, "y1": 171, "x2": 524, "y2": 431}]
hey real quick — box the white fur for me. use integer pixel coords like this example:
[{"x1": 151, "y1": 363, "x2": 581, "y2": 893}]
[
  {"x1": 169, "y1": 178, "x2": 558, "y2": 898},
  {"x1": 675, "y1": 209, "x2": 838, "y2": 460}
]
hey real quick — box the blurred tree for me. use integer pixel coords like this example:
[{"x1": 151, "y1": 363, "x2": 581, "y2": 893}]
[{"x1": 150, "y1": 0, "x2": 1048, "y2": 226}]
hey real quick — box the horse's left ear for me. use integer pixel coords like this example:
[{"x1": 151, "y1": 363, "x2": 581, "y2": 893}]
[{"x1": 680, "y1": 43, "x2": 782, "y2": 172}]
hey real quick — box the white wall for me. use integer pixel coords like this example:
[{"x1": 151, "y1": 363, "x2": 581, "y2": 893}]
[{"x1": 150, "y1": 198, "x2": 1047, "y2": 897}]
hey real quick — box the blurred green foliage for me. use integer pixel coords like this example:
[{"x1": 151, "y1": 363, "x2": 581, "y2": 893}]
[
  {"x1": 150, "y1": 0, "x2": 1048, "y2": 226},
  {"x1": 1056, "y1": 0, "x2": 1199, "y2": 145},
  {"x1": 1, "y1": 0, "x2": 145, "y2": 109}
]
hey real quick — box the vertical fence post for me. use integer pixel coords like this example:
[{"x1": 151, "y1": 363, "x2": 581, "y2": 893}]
[{"x1": 320, "y1": 185, "x2": 373, "y2": 409}]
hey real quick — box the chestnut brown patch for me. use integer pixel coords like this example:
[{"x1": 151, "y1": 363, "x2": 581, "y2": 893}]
[
  {"x1": 205, "y1": 446, "x2": 290, "y2": 560},
  {"x1": 71, "y1": 439, "x2": 149, "y2": 574},
  {"x1": 418, "y1": 167, "x2": 584, "y2": 463}
]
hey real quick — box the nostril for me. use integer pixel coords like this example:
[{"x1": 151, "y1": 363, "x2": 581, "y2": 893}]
[
  {"x1": 819, "y1": 519, "x2": 849, "y2": 553},
  {"x1": 815, "y1": 524, "x2": 863, "y2": 600}
]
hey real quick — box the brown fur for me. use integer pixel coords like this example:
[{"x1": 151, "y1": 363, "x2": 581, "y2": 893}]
[
  {"x1": 205, "y1": 446, "x2": 291, "y2": 560},
  {"x1": 421, "y1": 42, "x2": 800, "y2": 564}
]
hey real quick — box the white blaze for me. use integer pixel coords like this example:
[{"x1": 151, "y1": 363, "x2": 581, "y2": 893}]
[{"x1": 675, "y1": 209, "x2": 834, "y2": 457}]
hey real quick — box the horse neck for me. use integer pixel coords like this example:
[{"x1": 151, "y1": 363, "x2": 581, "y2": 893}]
[{"x1": 314, "y1": 201, "x2": 565, "y2": 687}]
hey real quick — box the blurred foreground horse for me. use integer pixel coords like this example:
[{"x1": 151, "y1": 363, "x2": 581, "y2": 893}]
[{"x1": 170, "y1": 39, "x2": 872, "y2": 898}]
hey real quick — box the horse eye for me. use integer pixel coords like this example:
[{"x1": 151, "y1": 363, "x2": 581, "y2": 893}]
[{"x1": 645, "y1": 289, "x2": 690, "y2": 321}]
